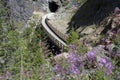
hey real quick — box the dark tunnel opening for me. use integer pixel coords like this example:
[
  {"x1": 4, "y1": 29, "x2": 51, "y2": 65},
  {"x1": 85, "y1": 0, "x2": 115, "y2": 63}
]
[
  {"x1": 33, "y1": 0, "x2": 37, "y2": 1},
  {"x1": 49, "y1": 1, "x2": 59, "y2": 12}
]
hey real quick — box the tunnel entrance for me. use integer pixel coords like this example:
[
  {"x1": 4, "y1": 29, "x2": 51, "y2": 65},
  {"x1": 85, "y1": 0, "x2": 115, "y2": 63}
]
[
  {"x1": 33, "y1": 0, "x2": 37, "y2": 1},
  {"x1": 49, "y1": 1, "x2": 59, "y2": 12}
]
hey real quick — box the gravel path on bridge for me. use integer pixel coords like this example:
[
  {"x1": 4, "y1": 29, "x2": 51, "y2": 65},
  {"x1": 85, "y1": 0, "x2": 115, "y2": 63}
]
[
  {"x1": 48, "y1": 13, "x2": 72, "y2": 34},
  {"x1": 41, "y1": 13, "x2": 67, "y2": 46}
]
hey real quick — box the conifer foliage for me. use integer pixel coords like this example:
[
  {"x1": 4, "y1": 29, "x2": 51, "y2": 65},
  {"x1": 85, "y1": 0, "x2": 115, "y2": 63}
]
[
  {"x1": 0, "y1": 1, "x2": 46, "y2": 79},
  {"x1": 67, "y1": 27, "x2": 79, "y2": 45}
]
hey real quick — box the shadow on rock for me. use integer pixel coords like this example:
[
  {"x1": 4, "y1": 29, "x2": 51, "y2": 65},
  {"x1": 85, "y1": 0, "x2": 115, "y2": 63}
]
[{"x1": 67, "y1": 0, "x2": 119, "y2": 32}]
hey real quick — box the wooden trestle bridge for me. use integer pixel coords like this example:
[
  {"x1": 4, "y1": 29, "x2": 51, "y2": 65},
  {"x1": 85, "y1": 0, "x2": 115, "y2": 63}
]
[{"x1": 41, "y1": 13, "x2": 68, "y2": 48}]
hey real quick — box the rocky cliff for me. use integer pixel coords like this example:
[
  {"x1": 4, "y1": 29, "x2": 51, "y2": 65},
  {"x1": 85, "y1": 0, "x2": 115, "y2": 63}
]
[
  {"x1": 6, "y1": 0, "x2": 79, "y2": 21},
  {"x1": 4, "y1": 0, "x2": 120, "y2": 38},
  {"x1": 8, "y1": 0, "x2": 47, "y2": 21}
]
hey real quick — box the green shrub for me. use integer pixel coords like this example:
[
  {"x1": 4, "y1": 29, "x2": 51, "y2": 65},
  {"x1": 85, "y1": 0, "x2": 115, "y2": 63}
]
[{"x1": 66, "y1": 27, "x2": 79, "y2": 45}]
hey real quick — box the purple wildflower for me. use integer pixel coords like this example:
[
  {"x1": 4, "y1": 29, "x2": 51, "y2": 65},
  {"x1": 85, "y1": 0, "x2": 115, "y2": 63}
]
[
  {"x1": 75, "y1": 59, "x2": 83, "y2": 67},
  {"x1": 66, "y1": 53, "x2": 83, "y2": 74},
  {"x1": 98, "y1": 57, "x2": 107, "y2": 66},
  {"x1": 53, "y1": 64, "x2": 62, "y2": 74},
  {"x1": 85, "y1": 50, "x2": 97, "y2": 68},
  {"x1": 68, "y1": 44, "x2": 76, "y2": 49},
  {"x1": 67, "y1": 53, "x2": 82, "y2": 66},
  {"x1": 70, "y1": 64, "x2": 79, "y2": 74},
  {"x1": 98, "y1": 57, "x2": 113, "y2": 75},
  {"x1": 114, "y1": 7, "x2": 120, "y2": 14},
  {"x1": 51, "y1": 78, "x2": 55, "y2": 80},
  {"x1": 63, "y1": 68, "x2": 70, "y2": 75},
  {"x1": 86, "y1": 50, "x2": 95, "y2": 60},
  {"x1": 67, "y1": 53, "x2": 77, "y2": 63},
  {"x1": 104, "y1": 62, "x2": 113, "y2": 75},
  {"x1": 117, "y1": 73, "x2": 120, "y2": 79},
  {"x1": 60, "y1": 49, "x2": 63, "y2": 53}
]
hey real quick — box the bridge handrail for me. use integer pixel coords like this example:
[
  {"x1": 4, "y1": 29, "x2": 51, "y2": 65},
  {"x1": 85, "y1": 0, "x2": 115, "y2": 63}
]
[
  {"x1": 45, "y1": 18, "x2": 68, "y2": 42},
  {"x1": 41, "y1": 13, "x2": 67, "y2": 47}
]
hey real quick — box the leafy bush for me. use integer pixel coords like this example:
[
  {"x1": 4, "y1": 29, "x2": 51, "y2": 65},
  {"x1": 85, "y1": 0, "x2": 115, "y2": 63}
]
[{"x1": 66, "y1": 27, "x2": 88, "y2": 54}]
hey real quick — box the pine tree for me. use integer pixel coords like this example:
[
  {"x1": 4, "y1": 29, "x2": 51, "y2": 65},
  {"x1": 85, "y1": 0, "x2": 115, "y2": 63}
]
[{"x1": 66, "y1": 27, "x2": 79, "y2": 45}]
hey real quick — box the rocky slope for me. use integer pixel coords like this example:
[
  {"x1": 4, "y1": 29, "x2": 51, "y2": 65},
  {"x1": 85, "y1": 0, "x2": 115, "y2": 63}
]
[
  {"x1": 3, "y1": 0, "x2": 80, "y2": 32},
  {"x1": 6, "y1": 0, "x2": 79, "y2": 21},
  {"x1": 4, "y1": 0, "x2": 120, "y2": 42},
  {"x1": 48, "y1": 0, "x2": 120, "y2": 41}
]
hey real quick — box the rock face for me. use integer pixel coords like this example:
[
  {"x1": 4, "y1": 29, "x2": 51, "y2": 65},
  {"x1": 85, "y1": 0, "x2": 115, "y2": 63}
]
[
  {"x1": 7, "y1": 0, "x2": 79, "y2": 21},
  {"x1": 80, "y1": 25, "x2": 96, "y2": 35},
  {"x1": 8, "y1": 0, "x2": 48, "y2": 21},
  {"x1": 68, "y1": 0, "x2": 120, "y2": 30}
]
